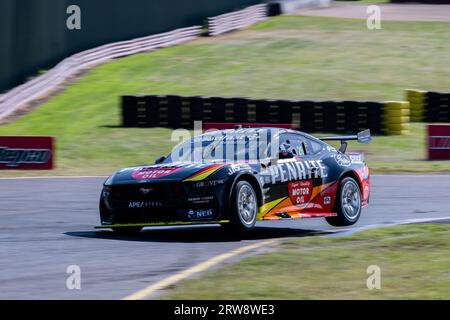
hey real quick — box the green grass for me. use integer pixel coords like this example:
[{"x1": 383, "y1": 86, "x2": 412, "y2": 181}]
[
  {"x1": 0, "y1": 16, "x2": 449, "y2": 175},
  {"x1": 161, "y1": 224, "x2": 450, "y2": 299}
]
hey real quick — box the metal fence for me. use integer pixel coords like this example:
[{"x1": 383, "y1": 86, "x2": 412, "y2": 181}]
[
  {"x1": 0, "y1": 26, "x2": 201, "y2": 122},
  {"x1": 208, "y1": 4, "x2": 268, "y2": 36}
]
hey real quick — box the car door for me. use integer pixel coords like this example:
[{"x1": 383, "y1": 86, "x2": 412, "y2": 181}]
[
  {"x1": 259, "y1": 133, "x2": 310, "y2": 210},
  {"x1": 277, "y1": 132, "x2": 317, "y2": 209},
  {"x1": 259, "y1": 132, "x2": 331, "y2": 217}
]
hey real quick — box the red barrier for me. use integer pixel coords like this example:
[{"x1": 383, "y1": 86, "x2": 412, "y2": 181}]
[
  {"x1": 0, "y1": 136, "x2": 54, "y2": 170},
  {"x1": 428, "y1": 124, "x2": 450, "y2": 160},
  {"x1": 202, "y1": 122, "x2": 294, "y2": 131}
]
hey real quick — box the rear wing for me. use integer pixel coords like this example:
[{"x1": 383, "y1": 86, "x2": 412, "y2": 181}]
[{"x1": 319, "y1": 129, "x2": 372, "y2": 153}]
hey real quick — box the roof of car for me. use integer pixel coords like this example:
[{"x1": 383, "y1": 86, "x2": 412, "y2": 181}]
[
  {"x1": 201, "y1": 127, "x2": 323, "y2": 144},
  {"x1": 203, "y1": 127, "x2": 289, "y2": 135}
]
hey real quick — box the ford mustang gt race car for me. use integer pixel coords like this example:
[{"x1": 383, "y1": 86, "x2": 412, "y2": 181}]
[{"x1": 97, "y1": 127, "x2": 371, "y2": 234}]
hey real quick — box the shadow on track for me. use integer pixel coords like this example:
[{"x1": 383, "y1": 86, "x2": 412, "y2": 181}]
[{"x1": 65, "y1": 225, "x2": 329, "y2": 243}]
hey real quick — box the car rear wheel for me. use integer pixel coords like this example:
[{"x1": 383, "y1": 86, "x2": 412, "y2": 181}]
[
  {"x1": 224, "y1": 180, "x2": 258, "y2": 233},
  {"x1": 326, "y1": 177, "x2": 362, "y2": 227}
]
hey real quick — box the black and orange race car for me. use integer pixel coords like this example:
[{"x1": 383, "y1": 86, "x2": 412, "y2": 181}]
[{"x1": 97, "y1": 127, "x2": 371, "y2": 234}]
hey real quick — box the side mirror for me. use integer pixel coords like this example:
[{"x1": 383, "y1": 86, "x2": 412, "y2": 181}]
[{"x1": 154, "y1": 156, "x2": 166, "y2": 164}]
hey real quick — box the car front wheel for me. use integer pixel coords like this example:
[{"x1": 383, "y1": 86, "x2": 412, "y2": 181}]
[{"x1": 225, "y1": 180, "x2": 258, "y2": 233}]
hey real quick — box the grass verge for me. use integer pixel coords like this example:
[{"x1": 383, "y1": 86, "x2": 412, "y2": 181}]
[
  {"x1": 161, "y1": 223, "x2": 450, "y2": 299},
  {"x1": 0, "y1": 16, "x2": 449, "y2": 175}
]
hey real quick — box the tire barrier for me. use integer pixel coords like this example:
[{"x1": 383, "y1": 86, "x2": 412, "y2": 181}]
[
  {"x1": 425, "y1": 92, "x2": 450, "y2": 122},
  {"x1": 122, "y1": 95, "x2": 389, "y2": 134},
  {"x1": 406, "y1": 89, "x2": 426, "y2": 122},
  {"x1": 384, "y1": 101, "x2": 410, "y2": 135},
  {"x1": 405, "y1": 90, "x2": 450, "y2": 123},
  {"x1": 207, "y1": 4, "x2": 268, "y2": 36}
]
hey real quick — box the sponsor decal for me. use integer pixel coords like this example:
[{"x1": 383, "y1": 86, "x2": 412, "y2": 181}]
[
  {"x1": 429, "y1": 136, "x2": 450, "y2": 150},
  {"x1": 0, "y1": 136, "x2": 54, "y2": 170},
  {"x1": 0, "y1": 148, "x2": 51, "y2": 166},
  {"x1": 364, "y1": 185, "x2": 370, "y2": 198},
  {"x1": 227, "y1": 164, "x2": 250, "y2": 175},
  {"x1": 187, "y1": 196, "x2": 214, "y2": 203},
  {"x1": 362, "y1": 166, "x2": 370, "y2": 179},
  {"x1": 288, "y1": 180, "x2": 312, "y2": 205},
  {"x1": 332, "y1": 153, "x2": 352, "y2": 167},
  {"x1": 139, "y1": 187, "x2": 153, "y2": 195},
  {"x1": 324, "y1": 196, "x2": 331, "y2": 205},
  {"x1": 194, "y1": 179, "x2": 225, "y2": 187},
  {"x1": 428, "y1": 125, "x2": 450, "y2": 160},
  {"x1": 128, "y1": 201, "x2": 162, "y2": 208},
  {"x1": 187, "y1": 208, "x2": 214, "y2": 220},
  {"x1": 349, "y1": 153, "x2": 364, "y2": 164},
  {"x1": 183, "y1": 164, "x2": 223, "y2": 182},
  {"x1": 260, "y1": 159, "x2": 328, "y2": 185},
  {"x1": 132, "y1": 166, "x2": 182, "y2": 180}
]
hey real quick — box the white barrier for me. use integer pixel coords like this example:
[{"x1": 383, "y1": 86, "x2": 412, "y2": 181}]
[
  {"x1": 208, "y1": 4, "x2": 268, "y2": 36},
  {"x1": 0, "y1": 26, "x2": 202, "y2": 121}
]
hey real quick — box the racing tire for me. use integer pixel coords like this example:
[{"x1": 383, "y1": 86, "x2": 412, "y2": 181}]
[
  {"x1": 224, "y1": 180, "x2": 258, "y2": 233},
  {"x1": 326, "y1": 177, "x2": 362, "y2": 227},
  {"x1": 112, "y1": 227, "x2": 143, "y2": 235}
]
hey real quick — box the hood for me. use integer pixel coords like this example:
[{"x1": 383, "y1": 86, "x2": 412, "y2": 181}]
[{"x1": 106, "y1": 162, "x2": 225, "y2": 185}]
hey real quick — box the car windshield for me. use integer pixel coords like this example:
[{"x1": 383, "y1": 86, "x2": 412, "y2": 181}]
[{"x1": 166, "y1": 129, "x2": 279, "y2": 163}]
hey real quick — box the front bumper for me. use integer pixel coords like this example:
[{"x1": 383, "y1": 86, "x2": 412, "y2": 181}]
[{"x1": 100, "y1": 182, "x2": 223, "y2": 225}]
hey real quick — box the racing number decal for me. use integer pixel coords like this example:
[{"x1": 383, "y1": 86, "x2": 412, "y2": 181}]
[{"x1": 288, "y1": 180, "x2": 312, "y2": 205}]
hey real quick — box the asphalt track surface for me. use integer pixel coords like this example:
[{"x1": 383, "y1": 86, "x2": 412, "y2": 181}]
[{"x1": 1, "y1": 175, "x2": 449, "y2": 299}]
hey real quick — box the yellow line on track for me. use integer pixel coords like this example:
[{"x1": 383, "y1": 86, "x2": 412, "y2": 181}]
[{"x1": 122, "y1": 238, "x2": 280, "y2": 300}]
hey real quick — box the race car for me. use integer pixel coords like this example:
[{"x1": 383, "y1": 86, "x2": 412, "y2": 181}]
[{"x1": 96, "y1": 127, "x2": 371, "y2": 234}]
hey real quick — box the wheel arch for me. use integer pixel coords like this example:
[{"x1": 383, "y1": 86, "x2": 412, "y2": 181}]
[
  {"x1": 228, "y1": 172, "x2": 263, "y2": 208},
  {"x1": 338, "y1": 170, "x2": 363, "y2": 194}
]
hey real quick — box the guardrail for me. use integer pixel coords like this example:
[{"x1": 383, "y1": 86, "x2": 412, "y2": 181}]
[
  {"x1": 0, "y1": 26, "x2": 202, "y2": 122},
  {"x1": 208, "y1": 4, "x2": 268, "y2": 36}
]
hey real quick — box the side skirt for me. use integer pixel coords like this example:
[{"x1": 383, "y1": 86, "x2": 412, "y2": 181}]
[
  {"x1": 262, "y1": 212, "x2": 337, "y2": 221},
  {"x1": 95, "y1": 220, "x2": 230, "y2": 229}
]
